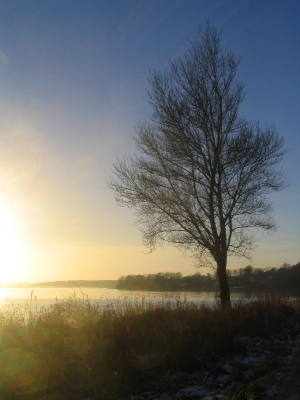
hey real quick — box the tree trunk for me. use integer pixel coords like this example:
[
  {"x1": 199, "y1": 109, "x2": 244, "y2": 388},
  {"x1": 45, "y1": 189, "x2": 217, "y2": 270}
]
[{"x1": 217, "y1": 260, "x2": 231, "y2": 307}]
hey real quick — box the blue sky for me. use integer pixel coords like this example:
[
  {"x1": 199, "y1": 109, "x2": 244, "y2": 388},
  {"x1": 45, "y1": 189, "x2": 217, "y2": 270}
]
[{"x1": 0, "y1": 0, "x2": 299, "y2": 282}]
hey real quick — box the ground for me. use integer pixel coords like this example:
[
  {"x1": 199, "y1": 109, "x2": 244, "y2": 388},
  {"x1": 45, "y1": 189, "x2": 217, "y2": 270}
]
[{"x1": 124, "y1": 312, "x2": 300, "y2": 400}]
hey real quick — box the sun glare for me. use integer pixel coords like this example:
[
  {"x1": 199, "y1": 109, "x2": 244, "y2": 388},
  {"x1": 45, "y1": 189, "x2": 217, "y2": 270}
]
[{"x1": 0, "y1": 200, "x2": 27, "y2": 283}]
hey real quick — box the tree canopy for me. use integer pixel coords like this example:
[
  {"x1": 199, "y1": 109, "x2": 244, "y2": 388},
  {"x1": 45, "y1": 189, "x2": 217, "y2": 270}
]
[{"x1": 109, "y1": 24, "x2": 287, "y2": 306}]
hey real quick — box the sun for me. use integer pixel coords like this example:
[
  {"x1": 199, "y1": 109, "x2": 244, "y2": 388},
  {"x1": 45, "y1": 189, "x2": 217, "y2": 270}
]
[{"x1": 0, "y1": 200, "x2": 28, "y2": 282}]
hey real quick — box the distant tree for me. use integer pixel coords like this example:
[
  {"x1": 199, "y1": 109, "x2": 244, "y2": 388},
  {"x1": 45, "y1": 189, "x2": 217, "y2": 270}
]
[
  {"x1": 109, "y1": 24, "x2": 287, "y2": 306},
  {"x1": 253, "y1": 268, "x2": 264, "y2": 276},
  {"x1": 174, "y1": 272, "x2": 183, "y2": 280},
  {"x1": 244, "y1": 265, "x2": 253, "y2": 277}
]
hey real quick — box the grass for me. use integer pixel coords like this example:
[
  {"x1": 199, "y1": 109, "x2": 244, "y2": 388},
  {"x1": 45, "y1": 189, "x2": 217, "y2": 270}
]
[{"x1": 0, "y1": 293, "x2": 299, "y2": 399}]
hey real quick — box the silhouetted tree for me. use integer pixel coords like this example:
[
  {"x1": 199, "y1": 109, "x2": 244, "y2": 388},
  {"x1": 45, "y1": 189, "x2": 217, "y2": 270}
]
[
  {"x1": 244, "y1": 265, "x2": 253, "y2": 277},
  {"x1": 109, "y1": 25, "x2": 287, "y2": 306}
]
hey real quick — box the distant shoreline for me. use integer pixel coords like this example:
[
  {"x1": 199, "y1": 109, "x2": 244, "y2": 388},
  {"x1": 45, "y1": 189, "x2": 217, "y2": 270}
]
[{"x1": 0, "y1": 280, "x2": 118, "y2": 289}]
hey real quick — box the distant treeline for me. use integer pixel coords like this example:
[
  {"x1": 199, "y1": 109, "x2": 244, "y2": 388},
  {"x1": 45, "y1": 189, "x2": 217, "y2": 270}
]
[
  {"x1": 117, "y1": 263, "x2": 300, "y2": 293},
  {"x1": 117, "y1": 272, "x2": 215, "y2": 292},
  {"x1": 251, "y1": 263, "x2": 300, "y2": 293}
]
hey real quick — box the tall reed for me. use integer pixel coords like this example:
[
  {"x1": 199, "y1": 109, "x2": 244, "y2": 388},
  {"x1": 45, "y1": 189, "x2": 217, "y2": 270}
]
[{"x1": 0, "y1": 293, "x2": 298, "y2": 399}]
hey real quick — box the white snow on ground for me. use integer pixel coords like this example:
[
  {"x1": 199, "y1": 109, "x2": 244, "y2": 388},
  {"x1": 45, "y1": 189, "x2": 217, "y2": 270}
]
[
  {"x1": 81, "y1": 316, "x2": 300, "y2": 399},
  {"x1": 127, "y1": 317, "x2": 300, "y2": 400}
]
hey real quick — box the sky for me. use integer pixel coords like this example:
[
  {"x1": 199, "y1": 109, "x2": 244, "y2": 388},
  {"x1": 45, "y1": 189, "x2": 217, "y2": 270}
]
[{"x1": 0, "y1": 0, "x2": 299, "y2": 283}]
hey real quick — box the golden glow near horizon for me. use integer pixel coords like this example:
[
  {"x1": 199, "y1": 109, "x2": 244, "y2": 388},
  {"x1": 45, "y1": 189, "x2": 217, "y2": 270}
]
[
  {"x1": 0, "y1": 198, "x2": 29, "y2": 282},
  {"x1": 0, "y1": 114, "x2": 45, "y2": 283}
]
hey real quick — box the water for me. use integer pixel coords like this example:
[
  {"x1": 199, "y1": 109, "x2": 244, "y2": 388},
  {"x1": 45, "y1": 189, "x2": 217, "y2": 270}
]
[{"x1": 0, "y1": 285, "x2": 255, "y2": 309}]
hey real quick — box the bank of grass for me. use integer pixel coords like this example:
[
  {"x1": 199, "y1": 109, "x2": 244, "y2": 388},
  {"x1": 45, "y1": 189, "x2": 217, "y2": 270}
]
[{"x1": 0, "y1": 293, "x2": 299, "y2": 399}]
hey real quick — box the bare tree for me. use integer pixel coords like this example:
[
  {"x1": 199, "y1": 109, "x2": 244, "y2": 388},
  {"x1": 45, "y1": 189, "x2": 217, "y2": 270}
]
[{"x1": 109, "y1": 24, "x2": 287, "y2": 306}]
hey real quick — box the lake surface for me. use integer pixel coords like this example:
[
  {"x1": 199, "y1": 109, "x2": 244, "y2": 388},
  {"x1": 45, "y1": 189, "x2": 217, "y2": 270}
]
[{"x1": 0, "y1": 285, "x2": 257, "y2": 309}]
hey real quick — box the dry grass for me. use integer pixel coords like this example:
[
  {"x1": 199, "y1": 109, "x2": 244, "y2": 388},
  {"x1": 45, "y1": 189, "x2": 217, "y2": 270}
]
[{"x1": 0, "y1": 293, "x2": 299, "y2": 399}]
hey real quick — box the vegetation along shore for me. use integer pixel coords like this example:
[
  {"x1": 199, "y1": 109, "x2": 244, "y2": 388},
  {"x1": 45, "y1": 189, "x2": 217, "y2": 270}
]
[
  {"x1": 0, "y1": 292, "x2": 299, "y2": 399},
  {"x1": 117, "y1": 263, "x2": 300, "y2": 295}
]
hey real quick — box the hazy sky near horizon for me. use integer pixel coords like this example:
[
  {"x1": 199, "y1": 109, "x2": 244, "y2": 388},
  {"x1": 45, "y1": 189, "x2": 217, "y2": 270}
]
[{"x1": 0, "y1": 0, "x2": 299, "y2": 282}]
